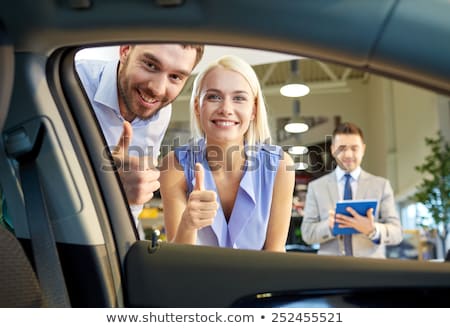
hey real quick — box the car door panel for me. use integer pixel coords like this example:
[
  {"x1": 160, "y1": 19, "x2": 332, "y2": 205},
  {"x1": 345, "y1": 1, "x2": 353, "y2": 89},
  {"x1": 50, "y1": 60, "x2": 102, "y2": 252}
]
[{"x1": 125, "y1": 241, "x2": 450, "y2": 307}]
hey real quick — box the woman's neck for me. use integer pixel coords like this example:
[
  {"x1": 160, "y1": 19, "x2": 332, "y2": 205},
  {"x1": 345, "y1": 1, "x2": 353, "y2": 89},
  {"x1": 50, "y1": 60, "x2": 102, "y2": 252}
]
[{"x1": 205, "y1": 141, "x2": 246, "y2": 173}]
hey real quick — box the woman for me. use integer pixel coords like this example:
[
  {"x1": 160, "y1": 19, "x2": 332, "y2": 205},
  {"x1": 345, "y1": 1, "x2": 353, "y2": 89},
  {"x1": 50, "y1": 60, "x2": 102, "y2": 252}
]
[{"x1": 160, "y1": 55, "x2": 294, "y2": 251}]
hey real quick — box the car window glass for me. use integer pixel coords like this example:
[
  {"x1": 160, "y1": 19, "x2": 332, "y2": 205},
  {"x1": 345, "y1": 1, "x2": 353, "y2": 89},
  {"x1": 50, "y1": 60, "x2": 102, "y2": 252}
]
[{"x1": 75, "y1": 45, "x2": 449, "y2": 260}]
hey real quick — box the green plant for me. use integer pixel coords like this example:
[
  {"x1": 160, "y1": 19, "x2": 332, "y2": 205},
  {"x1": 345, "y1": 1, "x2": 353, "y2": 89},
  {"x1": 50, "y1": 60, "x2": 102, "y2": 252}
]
[{"x1": 413, "y1": 132, "x2": 450, "y2": 254}]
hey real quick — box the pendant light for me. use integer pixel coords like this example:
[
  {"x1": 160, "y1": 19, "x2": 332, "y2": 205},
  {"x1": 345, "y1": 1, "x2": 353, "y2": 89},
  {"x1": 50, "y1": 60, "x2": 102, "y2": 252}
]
[
  {"x1": 280, "y1": 60, "x2": 310, "y2": 97},
  {"x1": 284, "y1": 99, "x2": 309, "y2": 133}
]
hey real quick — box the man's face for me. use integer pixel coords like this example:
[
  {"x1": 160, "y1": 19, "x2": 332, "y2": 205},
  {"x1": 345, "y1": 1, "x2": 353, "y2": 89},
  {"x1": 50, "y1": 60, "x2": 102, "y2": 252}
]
[
  {"x1": 117, "y1": 44, "x2": 197, "y2": 121},
  {"x1": 330, "y1": 133, "x2": 366, "y2": 172}
]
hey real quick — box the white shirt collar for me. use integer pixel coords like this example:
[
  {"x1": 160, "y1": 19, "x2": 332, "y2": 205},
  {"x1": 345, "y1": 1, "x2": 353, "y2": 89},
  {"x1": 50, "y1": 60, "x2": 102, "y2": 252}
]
[{"x1": 335, "y1": 166, "x2": 361, "y2": 182}]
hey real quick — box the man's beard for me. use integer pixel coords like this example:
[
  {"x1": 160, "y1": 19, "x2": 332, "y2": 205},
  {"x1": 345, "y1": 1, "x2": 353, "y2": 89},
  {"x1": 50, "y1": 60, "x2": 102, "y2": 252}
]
[
  {"x1": 118, "y1": 80, "x2": 169, "y2": 121},
  {"x1": 117, "y1": 64, "x2": 169, "y2": 121}
]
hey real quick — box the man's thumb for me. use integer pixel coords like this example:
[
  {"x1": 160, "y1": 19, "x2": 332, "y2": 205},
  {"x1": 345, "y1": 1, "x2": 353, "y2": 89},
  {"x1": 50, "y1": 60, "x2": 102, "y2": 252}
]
[
  {"x1": 194, "y1": 163, "x2": 205, "y2": 191},
  {"x1": 115, "y1": 121, "x2": 132, "y2": 154}
]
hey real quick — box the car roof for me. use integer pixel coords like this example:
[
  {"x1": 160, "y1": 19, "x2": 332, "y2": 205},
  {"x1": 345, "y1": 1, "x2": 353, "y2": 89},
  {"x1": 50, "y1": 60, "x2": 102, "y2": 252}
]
[{"x1": 1, "y1": 0, "x2": 449, "y2": 94}]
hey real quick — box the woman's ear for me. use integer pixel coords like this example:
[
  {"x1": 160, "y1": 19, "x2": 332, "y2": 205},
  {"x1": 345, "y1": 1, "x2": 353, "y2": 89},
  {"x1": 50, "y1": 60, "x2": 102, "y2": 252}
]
[
  {"x1": 250, "y1": 97, "x2": 258, "y2": 120},
  {"x1": 194, "y1": 97, "x2": 201, "y2": 117},
  {"x1": 251, "y1": 103, "x2": 256, "y2": 121}
]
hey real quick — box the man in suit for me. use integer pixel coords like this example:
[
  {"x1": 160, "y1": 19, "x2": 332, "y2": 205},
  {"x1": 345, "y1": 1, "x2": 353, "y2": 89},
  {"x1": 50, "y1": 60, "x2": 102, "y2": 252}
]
[{"x1": 301, "y1": 122, "x2": 402, "y2": 258}]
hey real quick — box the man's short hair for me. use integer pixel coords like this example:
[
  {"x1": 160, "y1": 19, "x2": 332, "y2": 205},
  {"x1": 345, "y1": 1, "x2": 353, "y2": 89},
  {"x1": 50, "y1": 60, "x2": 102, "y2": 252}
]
[
  {"x1": 332, "y1": 122, "x2": 364, "y2": 142},
  {"x1": 182, "y1": 44, "x2": 205, "y2": 68}
]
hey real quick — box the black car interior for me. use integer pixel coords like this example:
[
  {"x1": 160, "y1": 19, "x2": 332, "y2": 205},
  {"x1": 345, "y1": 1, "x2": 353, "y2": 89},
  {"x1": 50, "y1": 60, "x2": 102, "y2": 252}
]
[{"x1": 0, "y1": 0, "x2": 449, "y2": 308}]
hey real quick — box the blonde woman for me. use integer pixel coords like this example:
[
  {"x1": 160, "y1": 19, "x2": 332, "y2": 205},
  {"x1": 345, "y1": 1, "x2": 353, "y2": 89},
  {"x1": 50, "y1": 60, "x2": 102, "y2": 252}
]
[{"x1": 160, "y1": 55, "x2": 294, "y2": 251}]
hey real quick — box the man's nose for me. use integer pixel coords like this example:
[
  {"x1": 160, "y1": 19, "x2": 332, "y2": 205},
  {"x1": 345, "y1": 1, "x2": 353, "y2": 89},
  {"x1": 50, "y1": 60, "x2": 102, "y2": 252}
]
[
  {"x1": 147, "y1": 74, "x2": 167, "y2": 97},
  {"x1": 343, "y1": 148, "x2": 353, "y2": 156}
]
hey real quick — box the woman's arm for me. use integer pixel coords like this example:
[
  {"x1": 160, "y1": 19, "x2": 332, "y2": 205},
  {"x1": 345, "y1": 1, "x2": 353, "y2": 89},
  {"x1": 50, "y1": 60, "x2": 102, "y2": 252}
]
[
  {"x1": 263, "y1": 151, "x2": 295, "y2": 252},
  {"x1": 160, "y1": 153, "x2": 217, "y2": 244},
  {"x1": 160, "y1": 151, "x2": 192, "y2": 243}
]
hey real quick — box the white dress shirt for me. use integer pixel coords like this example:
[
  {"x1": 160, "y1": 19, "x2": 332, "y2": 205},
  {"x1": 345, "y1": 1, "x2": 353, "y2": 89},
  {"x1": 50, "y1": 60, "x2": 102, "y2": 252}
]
[
  {"x1": 76, "y1": 59, "x2": 172, "y2": 239},
  {"x1": 334, "y1": 166, "x2": 380, "y2": 240}
]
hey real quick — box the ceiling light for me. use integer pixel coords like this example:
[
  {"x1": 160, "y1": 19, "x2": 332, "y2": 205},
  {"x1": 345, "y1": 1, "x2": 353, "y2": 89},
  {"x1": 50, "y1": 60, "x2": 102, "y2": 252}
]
[
  {"x1": 284, "y1": 100, "x2": 309, "y2": 134},
  {"x1": 284, "y1": 122, "x2": 309, "y2": 133},
  {"x1": 288, "y1": 146, "x2": 308, "y2": 155},
  {"x1": 280, "y1": 83, "x2": 310, "y2": 97},
  {"x1": 280, "y1": 60, "x2": 310, "y2": 97},
  {"x1": 294, "y1": 162, "x2": 309, "y2": 170}
]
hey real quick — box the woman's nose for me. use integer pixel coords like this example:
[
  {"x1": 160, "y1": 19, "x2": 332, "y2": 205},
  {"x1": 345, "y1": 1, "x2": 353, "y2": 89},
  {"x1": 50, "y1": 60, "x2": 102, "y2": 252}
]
[{"x1": 218, "y1": 98, "x2": 233, "y2": 115}]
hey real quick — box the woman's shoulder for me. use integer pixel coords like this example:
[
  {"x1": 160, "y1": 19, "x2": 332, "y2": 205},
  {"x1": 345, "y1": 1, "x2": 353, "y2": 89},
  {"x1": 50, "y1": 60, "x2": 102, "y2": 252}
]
[
  {"x1": 173, "y1": 138, "x2": 206, "y2": 166},
  {"x1": 256, "y1": 144, "x2": 294, "y2": 172},
  {"x1": 257, "y1": 143, "x2": 284, "y2": 158}
]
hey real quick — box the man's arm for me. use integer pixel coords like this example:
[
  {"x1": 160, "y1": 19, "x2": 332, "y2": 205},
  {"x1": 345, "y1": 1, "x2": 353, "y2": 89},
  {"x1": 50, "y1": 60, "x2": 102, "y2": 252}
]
[
  {"x1": 113, "y1": 122, "x2": 160, "y2": 205},
  {"x1": 376, "y1": 179, "x2": 403, "y2": 245},
  {"x1": 301, "y1": 182, "x2": 336, "y2": 245}
]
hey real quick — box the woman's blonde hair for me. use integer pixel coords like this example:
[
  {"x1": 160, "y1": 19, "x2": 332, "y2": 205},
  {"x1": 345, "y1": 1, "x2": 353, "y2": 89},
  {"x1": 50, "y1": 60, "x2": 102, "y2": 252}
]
[{"x1": 189, "y1": 54, "x2": 271, "y2": 146}]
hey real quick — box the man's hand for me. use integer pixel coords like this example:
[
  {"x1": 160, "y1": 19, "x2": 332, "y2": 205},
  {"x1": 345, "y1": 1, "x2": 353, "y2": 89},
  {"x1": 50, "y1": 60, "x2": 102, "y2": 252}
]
[
  {"x1": 328, "y1": 209, "x2": 336, "y2": 231},
  {"x1": 112, "y1": 121, "x2": 160, "y2": 205},
  {"x1": 180, "y1": 163, "x2": 218, "y2": 231},
  {"x1": 335, "y1": 207, "x2": 375, "y2": 236}
]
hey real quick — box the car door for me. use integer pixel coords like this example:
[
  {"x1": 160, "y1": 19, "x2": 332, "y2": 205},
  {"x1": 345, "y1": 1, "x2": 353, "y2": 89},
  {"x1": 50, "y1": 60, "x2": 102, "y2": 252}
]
[
  {"x1": 1, "y1": 0, "x2": 450, "y2": 308},
  {"x1": 0, "y1": 22, "x2": 13, "y2": 139},
  {"x1": 0, "y1": 48, "x2": 126, "y2": 307}
]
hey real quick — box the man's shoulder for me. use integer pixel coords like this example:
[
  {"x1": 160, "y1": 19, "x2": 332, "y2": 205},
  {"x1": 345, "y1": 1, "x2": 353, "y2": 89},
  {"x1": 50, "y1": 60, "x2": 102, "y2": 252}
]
[
  {"x1": 361, "y1": 170, "x2": 389, "y2": 184},
  {"x1": 308, "y1": 172, "x2": 334, "y2": 187},
  {"x1": 75, "y1": 59, "x2": 110, "y2": 85},
  {"x1": 75, "y1": 58, "x2": 108, "y2": 71}
]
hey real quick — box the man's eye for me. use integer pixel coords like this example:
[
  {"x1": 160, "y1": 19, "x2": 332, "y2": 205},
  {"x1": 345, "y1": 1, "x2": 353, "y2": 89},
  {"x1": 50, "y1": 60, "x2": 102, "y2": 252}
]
[
  {"x1": 144, "y1": 61, "x2": 157, "y2": 70},
  {"x1": 170, "y1": 74, "x2": 182, "y2": 82}
]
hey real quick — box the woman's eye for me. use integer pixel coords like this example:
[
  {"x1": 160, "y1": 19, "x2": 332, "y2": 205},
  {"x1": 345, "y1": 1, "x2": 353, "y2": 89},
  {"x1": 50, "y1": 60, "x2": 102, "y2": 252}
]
[
  {"x1": 234, "y1": 96, "x2": 247, "y2": 102},
  {"x1": 207, "y1": 94, "x2": 222, "y2": 101}
]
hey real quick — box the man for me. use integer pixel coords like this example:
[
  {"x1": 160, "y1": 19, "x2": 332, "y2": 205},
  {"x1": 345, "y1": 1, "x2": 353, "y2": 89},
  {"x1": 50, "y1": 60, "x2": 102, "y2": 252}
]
[
  {"x1": 76, "y1": 44, "x2": 204, "y2": 238},
  {"x1": 301, "y1": 122, "x2": 402, "y2": 258}
]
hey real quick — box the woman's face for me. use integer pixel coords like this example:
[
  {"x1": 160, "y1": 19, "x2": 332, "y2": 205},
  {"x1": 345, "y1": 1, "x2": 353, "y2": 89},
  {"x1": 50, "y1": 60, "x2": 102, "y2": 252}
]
[{"x1": 196, "y1": 67, "x2": 255, "y2": 146}]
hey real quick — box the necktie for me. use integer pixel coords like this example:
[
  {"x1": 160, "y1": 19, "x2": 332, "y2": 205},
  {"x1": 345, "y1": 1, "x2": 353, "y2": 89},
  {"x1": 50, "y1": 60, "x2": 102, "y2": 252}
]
[{"x1": 343, "y1": 173, "x2": 353, "y2": 256}]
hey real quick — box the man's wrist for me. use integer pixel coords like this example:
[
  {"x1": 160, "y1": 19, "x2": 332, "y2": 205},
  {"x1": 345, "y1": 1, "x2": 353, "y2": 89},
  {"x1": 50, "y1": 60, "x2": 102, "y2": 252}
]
[{"x1": 366, "y1": 226, "x2": 378, "y2": 239}]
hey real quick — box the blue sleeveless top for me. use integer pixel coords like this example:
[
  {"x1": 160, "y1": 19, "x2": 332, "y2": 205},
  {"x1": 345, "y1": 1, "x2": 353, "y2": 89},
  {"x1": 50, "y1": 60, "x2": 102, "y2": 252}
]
[{"x1": 174, "y1": 138, "x2": 282, "y2": 250}]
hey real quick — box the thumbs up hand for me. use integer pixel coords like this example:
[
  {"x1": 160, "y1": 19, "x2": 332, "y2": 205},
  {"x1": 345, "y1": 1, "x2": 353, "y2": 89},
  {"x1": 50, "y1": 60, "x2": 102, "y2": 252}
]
[
  {"x1": 114, "y1": 120, "x2": 133, "y2": 157},
  {"x1": 194, "y1": 162, "x2": 205, "y2": 191},
  {"x1": 180, "y1": 163, "x2": 218, "y2": 231},
  {"x1": 112, "y1": 122, "x2": 160, "y2": 205}
]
